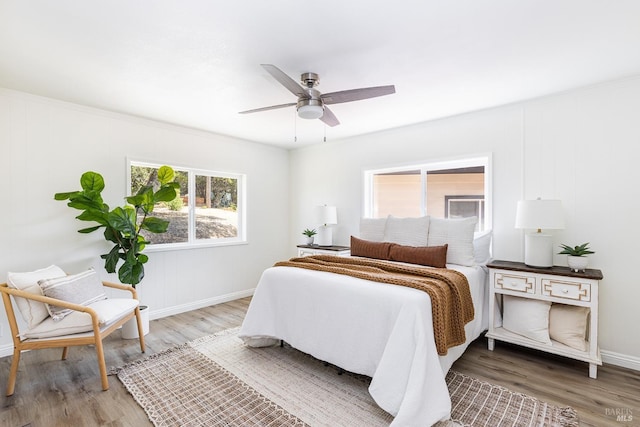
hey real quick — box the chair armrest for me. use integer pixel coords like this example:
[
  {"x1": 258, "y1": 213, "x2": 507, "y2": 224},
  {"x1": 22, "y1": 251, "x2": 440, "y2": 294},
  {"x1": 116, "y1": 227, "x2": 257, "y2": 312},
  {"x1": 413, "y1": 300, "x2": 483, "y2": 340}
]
[{"x1": 101, "y1": 281, "x2": 139, "y2": 300}]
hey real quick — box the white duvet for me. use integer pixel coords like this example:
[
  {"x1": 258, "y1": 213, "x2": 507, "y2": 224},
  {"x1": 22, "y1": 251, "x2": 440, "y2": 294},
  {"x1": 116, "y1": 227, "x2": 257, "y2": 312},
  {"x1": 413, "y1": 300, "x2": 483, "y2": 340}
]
[{"x1": 239, "y1": 260, "x2": 489, "y2": 427}]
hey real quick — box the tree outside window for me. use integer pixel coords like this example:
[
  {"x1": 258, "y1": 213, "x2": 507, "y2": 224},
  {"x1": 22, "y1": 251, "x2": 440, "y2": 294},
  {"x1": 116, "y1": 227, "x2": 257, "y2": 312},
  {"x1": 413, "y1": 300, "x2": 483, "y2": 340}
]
[{"x1": 130, "y1": 161, "x2": 245, "y2": 246}]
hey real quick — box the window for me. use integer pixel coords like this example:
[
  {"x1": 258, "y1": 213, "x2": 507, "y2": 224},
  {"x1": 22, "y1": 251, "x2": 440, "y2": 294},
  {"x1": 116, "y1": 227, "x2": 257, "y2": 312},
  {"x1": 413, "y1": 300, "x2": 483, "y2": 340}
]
[
  {"x1": 445, "y1": 195, "x2": 484, "y2": 225},
  {"x1": 364, "y1": 156, "x2": 491, "y2": 232},
  {"x1": 129, "y1": 160, "x2": 245, "y2": 248}
]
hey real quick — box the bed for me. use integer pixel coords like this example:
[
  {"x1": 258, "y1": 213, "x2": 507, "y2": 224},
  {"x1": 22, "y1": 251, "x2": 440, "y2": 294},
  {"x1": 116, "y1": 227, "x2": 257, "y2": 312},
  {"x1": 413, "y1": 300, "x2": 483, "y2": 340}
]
[{"x1": 239, "y1": 216, "x2": 491, "y2": 426}]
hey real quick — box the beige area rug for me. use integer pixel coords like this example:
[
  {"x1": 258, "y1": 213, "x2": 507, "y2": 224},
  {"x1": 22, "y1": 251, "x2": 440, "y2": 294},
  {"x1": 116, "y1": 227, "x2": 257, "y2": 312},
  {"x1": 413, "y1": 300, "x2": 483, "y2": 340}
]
[{"x1": 112, "y1": 328, "x2": 579, "y2": 427}]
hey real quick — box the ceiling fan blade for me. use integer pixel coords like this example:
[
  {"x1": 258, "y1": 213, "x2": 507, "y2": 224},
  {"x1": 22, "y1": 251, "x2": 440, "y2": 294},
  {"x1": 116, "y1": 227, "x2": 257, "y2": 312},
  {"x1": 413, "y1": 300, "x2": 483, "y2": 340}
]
[
  {"x1": 321, "y1": 85, "x2": 395, "y2": 105},
  {"x1": 320, "y1": 106, "x2": 340, "y2": 127},
  {"x1": 238, "y1": 102, "x2": 296, "y2": 114},
  {"x1": 261, "y1": 64, "x2": 308, "y2": 99}
]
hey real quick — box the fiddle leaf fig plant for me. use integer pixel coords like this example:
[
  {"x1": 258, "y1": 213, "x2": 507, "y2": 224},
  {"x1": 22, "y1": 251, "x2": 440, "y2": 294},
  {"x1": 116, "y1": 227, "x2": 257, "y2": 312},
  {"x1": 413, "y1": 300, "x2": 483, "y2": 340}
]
[{"x1": 55, "y1": 166, "x2": 179, "y2": 287}]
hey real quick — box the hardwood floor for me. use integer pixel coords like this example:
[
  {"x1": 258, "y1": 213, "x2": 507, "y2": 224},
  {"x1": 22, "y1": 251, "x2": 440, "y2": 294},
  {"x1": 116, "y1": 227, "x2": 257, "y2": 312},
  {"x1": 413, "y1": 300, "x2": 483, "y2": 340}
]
[
  {"x1": 0, "y1": 299, "x2": 248, "y2": 427},
  {"x1": 454, "y1": 340, "x2": 640, "y2": 426},
  {"x1": 1, "y1": 297, "x2": 638, "y2": 426}
]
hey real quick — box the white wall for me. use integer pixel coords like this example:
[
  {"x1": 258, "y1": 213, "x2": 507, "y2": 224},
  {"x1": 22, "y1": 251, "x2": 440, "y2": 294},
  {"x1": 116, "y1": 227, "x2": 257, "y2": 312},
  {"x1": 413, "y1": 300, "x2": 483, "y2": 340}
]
[
  {"x1": 0, "y1": 89, "x2": 290, "y2": 353},
  {"x1": 289, "y1": 75, "x2": 640, "y2": 369},
  {"x1": 3, "y1": 75, "x2": 639, "y2": 369}
]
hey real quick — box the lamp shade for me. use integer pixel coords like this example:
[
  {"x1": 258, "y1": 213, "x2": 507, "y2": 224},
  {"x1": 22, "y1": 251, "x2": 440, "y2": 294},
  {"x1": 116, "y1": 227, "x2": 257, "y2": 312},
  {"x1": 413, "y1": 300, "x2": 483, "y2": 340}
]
[
  {"x1": 515, "y1": 199, "x2": 564, "y2": 230},
  {"x1": 316, "y1": 205, "x2": 337, "y2": 225}
]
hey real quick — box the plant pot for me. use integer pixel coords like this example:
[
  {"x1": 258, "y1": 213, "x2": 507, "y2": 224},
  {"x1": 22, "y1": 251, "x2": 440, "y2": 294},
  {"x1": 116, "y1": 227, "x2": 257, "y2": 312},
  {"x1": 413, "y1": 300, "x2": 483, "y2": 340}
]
[
  {"x1": 305, "y1": 236, "x2": 314, "y2": 245},
  {"x1": 122, "y1": 305, "x2": 149, "y2": 339},
  {"x1": 567, "y1": 256, "x2": 588, "y2": 272}
]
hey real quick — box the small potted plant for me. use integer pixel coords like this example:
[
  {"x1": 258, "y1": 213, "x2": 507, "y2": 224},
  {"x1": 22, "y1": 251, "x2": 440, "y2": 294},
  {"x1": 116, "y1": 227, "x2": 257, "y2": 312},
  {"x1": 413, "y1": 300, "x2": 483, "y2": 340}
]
[
  {"x1": 302, "y1": 228, "x2": 317, "y2": 245},
  {"x1": 558, "y1": 243, "x2": 595, "y2": 272}
]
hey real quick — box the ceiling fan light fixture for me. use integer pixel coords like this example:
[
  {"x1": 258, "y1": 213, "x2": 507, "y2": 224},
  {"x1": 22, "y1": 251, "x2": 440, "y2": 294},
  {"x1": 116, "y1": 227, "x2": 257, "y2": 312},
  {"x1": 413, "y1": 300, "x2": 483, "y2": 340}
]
[
  {"x1": 297, "y1": 97, "x2": 324, "y2": 120},
  {"x1": 297, "y1": 103, "x2": 324, "y2": 120}
]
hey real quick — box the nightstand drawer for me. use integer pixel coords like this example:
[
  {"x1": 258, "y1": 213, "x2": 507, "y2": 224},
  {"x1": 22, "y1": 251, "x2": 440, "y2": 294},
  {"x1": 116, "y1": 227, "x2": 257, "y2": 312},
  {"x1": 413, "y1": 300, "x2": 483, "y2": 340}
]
[
  {"x1": 298, "y1": 249, "x2": 316, "y2": 257},
  {"x1": 542, "y1": 279, "x2": 591, "y2": 302},
  {"x1": 494, "y1": 272, "x2": 535, "y2": 294}
]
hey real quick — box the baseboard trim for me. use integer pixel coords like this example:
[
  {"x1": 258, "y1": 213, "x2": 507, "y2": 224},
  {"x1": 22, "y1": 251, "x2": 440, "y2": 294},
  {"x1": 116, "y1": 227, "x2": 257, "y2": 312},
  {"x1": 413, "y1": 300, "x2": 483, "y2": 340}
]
[
  {"x1": 148, "y1": 288, "x2": 255, "y2": 320},
  {"x1": 601, "y1": 349, "x2": 640, "y2": 372},
  {"x1": 0, "y1": 343, "x2": 12, "y2": 359},
  {"x1": 0, "y1": 289, "x2": 255, "y2": 358}
]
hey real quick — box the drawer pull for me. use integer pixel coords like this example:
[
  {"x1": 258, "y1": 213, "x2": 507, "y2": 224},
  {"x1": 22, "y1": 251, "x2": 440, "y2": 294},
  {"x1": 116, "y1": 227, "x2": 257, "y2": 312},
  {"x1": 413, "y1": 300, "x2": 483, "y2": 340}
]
[{"x1": 562, "y1": 288, "x2": 569, "y2": 294}]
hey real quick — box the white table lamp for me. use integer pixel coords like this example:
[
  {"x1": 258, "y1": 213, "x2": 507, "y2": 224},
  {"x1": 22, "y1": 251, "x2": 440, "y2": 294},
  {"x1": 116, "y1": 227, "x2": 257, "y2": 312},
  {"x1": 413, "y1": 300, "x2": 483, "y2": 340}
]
[
  {"x1": 515, "y1": 199, "x2": 564, "y2": 268},
  {"x1": 315, "y1": 205, "x2": 337, "y2": 246}
]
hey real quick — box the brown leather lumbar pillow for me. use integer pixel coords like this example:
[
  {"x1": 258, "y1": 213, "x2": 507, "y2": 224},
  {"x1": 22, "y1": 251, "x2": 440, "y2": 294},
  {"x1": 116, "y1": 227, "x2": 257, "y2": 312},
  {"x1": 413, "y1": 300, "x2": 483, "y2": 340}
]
[
  {"x1": 350, "y1": 236, "x2": 395, "y2": 260},
  {"x1": 389, "y1": 243, "x2": 448, "y2": 268}
]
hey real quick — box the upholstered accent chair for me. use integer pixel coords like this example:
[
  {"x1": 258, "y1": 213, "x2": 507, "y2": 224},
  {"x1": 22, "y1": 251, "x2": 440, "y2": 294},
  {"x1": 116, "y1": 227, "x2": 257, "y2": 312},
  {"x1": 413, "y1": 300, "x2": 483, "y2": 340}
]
[{"x1": 0, "y1": 266, "x2": 145, "y2": 396}]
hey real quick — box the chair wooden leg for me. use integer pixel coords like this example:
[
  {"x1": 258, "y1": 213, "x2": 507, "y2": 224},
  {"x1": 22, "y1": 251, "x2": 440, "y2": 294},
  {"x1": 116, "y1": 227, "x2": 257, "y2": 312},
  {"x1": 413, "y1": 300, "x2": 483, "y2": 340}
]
[
  {"x1": 6, "y1": 348, "x2": 21, "y2": 396},
  {"x1": 138, "y1": 330, "x2": 146, "y2": 353},
  {"x1": 61, "y1": 347, "x2": 69, "y2": 360},
  {"x1": 94, "y1": 338, "x2": 109, "y2": 391},
  {"x1": 135, "y1": 308, "x2": 146, "y2": 353}
]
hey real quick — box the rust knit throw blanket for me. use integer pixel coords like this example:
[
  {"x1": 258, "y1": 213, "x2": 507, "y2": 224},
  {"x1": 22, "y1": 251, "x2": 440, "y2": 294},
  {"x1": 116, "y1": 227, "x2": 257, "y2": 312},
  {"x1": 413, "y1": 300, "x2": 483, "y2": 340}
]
[{"x1": 274, "y1": 255, "x2": 475, "y2": 356}]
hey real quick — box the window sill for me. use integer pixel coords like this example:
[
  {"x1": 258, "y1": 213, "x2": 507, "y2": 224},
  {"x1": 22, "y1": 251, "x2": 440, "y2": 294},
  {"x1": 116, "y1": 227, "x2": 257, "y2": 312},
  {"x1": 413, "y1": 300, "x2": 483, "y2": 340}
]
[{"x1": 143, "y1": 239, "x2": 248, "y2": 252}]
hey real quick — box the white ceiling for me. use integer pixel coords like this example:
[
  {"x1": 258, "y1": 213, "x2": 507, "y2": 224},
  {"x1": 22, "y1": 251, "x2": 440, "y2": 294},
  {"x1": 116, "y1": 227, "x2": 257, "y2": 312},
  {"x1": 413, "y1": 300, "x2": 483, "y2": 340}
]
[{"x1": 1, "y1": 1, "x2": 640, "y2": 148}]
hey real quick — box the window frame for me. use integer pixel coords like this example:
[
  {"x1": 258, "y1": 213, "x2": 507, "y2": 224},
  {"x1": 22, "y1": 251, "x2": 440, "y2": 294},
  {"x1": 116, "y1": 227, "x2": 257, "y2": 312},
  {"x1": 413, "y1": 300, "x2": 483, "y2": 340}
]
[
  {"x1": 363, "y1": 154, "x2": 492, "y2": 232},
  {"x1": 127, "y1": 159, "x2": 247, "y2": 251}
]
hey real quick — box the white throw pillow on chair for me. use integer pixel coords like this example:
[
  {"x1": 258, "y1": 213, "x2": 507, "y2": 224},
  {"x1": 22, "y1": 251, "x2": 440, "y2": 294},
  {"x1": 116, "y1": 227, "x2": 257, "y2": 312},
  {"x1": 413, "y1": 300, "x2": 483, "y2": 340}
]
[
  {"x1": 7, "y1": 265, "x2": 66, "y2": 329},
  {"x1": 38, "y1": 269, "x2": 107, "y2": 321}
]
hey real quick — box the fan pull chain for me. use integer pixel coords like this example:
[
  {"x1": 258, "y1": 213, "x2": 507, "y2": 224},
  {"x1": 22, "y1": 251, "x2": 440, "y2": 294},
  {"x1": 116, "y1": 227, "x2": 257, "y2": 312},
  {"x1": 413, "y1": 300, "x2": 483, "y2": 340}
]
[
  {"x1": 323, "y1": 124, "x2": 326, "y2": 142},
  {"x1": 294, "y1": 109, "x2": 297, "y2": 143}
]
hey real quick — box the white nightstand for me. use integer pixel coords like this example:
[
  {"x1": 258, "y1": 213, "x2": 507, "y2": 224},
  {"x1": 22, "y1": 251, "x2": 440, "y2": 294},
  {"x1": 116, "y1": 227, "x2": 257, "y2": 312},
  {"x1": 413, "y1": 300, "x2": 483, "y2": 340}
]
[
  {"x1": 486, "y1": 260, "x2": 603, "y2": 379},
  {"x1": 296, "y1": 244, "x2": 351, "y2": 257}
]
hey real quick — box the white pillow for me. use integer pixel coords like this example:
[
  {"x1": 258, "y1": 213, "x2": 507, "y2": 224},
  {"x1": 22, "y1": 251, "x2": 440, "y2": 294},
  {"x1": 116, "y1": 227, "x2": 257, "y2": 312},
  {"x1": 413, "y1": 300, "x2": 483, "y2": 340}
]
[
  {"x1": 383, "y1": 215, "x2": 430, "y2": 246},
  {"x1": 427, "y1": 217, "x2": 477, "y2": 266},
  {"x1": 502, "y1": 295, "x2": 551, "y2": 344},
  {"x1": 473, "y1": 230, "x2": 492, "y2": 265},
  {"x1": 7, "y1": 265, "x2": 67, "y2": 328},
  {"x1": 359, "y1": 218, "x2": 387, "y2": 242},
  {"x1": 549, "y1": 304, "x2": 589, "y2": 351},
  {"x1": 38, "y1": 269, "x2": 107, "y2": 322}
]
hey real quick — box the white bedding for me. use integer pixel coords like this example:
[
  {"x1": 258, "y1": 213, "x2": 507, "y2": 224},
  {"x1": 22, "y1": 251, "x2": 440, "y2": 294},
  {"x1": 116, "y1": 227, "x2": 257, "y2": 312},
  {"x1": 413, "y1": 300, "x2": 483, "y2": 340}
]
[{"x1": 239, "y1": 259, "x2": 489, "y2": 427}]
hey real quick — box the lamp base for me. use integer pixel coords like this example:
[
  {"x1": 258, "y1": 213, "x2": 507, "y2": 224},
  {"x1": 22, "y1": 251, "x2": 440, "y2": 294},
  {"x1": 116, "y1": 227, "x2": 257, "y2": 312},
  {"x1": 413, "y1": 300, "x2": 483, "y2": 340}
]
[
  {"x1": 524, "y1": 233, "x2": 554, "y2": 268},
  {"x1": 316, "y1": 226, "x2": 333, "y2": 246}
]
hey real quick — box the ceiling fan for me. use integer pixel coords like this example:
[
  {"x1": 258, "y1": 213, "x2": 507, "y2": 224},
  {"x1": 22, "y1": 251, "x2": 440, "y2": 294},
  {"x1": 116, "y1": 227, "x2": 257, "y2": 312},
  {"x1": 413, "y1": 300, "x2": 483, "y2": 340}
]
[{"x1": 239, "y1": 64, "x2": 396, "y2": 127}]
